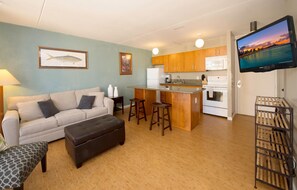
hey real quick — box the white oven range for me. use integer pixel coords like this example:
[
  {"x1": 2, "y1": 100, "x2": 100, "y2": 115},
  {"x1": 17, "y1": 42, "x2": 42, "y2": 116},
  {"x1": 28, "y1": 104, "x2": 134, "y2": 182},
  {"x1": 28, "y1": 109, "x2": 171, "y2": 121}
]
[{"x1": 202, "y1": 76, "x2": 228, "y2": 117}]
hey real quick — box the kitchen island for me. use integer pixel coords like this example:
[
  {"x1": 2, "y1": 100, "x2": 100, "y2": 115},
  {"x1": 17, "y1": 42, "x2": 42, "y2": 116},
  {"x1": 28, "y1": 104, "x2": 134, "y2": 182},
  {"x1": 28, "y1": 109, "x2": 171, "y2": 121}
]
[{"x1": 131, "y1": 85, "x2": 203, "y2": 131}]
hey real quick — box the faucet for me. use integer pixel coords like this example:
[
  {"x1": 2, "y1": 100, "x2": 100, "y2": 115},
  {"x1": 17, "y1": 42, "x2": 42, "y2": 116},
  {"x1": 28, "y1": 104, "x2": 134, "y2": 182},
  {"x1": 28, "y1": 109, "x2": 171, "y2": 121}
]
[{"x1": 175, "y1": 75, "x2": 184, "y2": 84}]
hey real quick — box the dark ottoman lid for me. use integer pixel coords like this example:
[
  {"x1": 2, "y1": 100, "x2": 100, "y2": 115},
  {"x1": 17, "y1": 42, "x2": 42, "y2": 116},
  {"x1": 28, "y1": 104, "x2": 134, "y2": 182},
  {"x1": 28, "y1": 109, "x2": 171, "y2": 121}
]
[{"x1": 64, "y1": 115, "x2": 124, "y2": 146}]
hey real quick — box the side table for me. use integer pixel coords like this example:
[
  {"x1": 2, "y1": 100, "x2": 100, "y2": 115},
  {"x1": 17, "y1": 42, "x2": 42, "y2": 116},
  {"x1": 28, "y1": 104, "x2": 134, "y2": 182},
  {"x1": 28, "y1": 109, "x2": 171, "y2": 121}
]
[{"x1": 111, "y1": 96, "x2": 124, "y2": 114}]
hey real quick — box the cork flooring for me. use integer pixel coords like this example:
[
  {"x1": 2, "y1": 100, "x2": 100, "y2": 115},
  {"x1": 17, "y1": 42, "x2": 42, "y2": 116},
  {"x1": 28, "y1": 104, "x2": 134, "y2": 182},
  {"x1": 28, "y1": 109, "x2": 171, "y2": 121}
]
[{"x1": 25, "y1": 111, "x2": 273, "y2": 190}]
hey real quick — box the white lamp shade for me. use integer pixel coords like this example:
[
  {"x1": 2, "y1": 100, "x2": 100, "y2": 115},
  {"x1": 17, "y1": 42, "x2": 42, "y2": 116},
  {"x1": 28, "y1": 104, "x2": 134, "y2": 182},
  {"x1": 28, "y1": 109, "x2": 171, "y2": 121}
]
[
  {"x1": 152, "y1": 48, "x2": 159, "y2": 55},
  {"x1": 195, "y1": 39, "x2": 205, "y2": 48},
  {"x1": 0, "y1": 69, "x2": 20, "y2": 86}
]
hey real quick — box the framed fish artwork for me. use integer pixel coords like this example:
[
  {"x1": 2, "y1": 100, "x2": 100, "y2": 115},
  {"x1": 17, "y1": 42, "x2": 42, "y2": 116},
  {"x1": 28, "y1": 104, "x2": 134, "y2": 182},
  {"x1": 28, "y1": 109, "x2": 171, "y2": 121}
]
[
  {"x1": 38, "y1": 47, "x2": 88, "y2": 69},
  {"x1": 119, "y1": 52, "x2": 132, "y2": 75}
]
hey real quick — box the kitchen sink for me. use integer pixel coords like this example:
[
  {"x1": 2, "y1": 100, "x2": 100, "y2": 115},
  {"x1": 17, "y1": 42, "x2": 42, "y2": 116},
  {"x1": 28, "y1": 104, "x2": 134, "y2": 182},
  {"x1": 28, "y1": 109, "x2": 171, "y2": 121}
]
[{"x1": 173, "y1": 81, "x2": 184, "y2": 84}]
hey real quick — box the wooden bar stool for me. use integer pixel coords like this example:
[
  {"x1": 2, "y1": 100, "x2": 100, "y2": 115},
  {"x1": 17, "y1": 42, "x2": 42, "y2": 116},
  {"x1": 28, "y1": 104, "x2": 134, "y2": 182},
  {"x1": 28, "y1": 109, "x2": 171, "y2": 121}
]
[
  {"x1": 150, "y1": 102, "x2": 172, "y2": 136},
  {"x1": 128, "y1": 98, "x2": 147, "y2": 125}
]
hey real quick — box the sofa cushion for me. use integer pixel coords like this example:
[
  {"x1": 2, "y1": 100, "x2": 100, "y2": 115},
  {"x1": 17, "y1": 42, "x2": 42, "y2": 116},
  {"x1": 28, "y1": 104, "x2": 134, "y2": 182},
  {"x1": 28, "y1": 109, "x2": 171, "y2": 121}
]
[
  {"x1": 7, "y1": 94, "x2": 50, "y2": 110},
  {"x1": 54, "y1": 109, "x2": 86, "y2": 126},
  {"x1": 20, "y1": 117, "x2": 58, "y2": 136},
  {"x1": 17, "y1": 101, "x2": 45, "y2": 122},
  {"x1": 0, "y1": 134, "x2": 9, "y2": 152},
  {"x1": 38, "y1": 99, "x2": 60, "y2": 118},
  {"x1": 50, "y1": 90, "x2": 77, "y2": 111},
  {"x1": 82, "y1": 107, "x2": 108, "y2": 119},
  {"x1": 75, "y1": 87, "x2": 100, "y2": 105},
  {"x1": 88, "y1": 92, "x2": 104, "y2": 107},
  {"x1": 77, "y1": 95, "x2": 96, "y2": 109}
]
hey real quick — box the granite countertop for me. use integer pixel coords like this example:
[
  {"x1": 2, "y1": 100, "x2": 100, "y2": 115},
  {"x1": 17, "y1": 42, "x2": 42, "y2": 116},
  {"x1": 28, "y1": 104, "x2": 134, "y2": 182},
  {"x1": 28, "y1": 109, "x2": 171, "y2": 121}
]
[
  {"x1": 159, "y1": 83, "x2": 202, "y2": 86},
  {"x1": 129, "y1": 85, "x2": 204, "y2": 94},
  {"x1": 160, "y1": 79, "x2": 202, "y2": 86}
]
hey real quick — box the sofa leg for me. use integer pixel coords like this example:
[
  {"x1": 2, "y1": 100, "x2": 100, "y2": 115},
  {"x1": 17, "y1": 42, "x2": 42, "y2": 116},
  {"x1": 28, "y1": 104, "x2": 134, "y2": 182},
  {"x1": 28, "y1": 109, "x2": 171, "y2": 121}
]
[
  {"x1": 119, "y1": 140, "x2": 125, "y2": 145},
  {"x1": 14, "y1": 183, "x2": 24, "y2": 190},
  {"x1": 41, "y1": 154, "x2": 47, "y2": 173},
  {"x1": 76, "y1": 162, "x2": 82, "y2": 169}
]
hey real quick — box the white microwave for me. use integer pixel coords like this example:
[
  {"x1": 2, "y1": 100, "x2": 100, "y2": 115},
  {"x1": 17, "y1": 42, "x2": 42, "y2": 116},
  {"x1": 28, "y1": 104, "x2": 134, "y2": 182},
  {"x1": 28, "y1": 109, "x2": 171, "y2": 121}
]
[{"x1": 205, "y1": 56, "x2": 228, "y2": 71}]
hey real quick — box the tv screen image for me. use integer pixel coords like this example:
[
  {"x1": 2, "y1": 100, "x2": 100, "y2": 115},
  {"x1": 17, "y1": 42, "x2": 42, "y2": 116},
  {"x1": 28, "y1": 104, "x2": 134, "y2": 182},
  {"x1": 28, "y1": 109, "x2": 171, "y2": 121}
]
[{"x1": 236, "y1": 16, "x2": 297, "y2": 72}]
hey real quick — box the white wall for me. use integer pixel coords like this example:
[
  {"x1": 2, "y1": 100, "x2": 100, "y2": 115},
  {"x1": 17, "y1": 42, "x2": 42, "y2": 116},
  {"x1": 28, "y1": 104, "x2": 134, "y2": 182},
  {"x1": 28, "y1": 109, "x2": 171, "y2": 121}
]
[
  {"x1": 226, "y1": 31, "x2": 236, "y2": 120},
  {"x1": 158, "y1": 36, "x2": 227, "y2": 55},
  {"x1": 284, "y1": 1, "x2": 297, "y2": 189}
]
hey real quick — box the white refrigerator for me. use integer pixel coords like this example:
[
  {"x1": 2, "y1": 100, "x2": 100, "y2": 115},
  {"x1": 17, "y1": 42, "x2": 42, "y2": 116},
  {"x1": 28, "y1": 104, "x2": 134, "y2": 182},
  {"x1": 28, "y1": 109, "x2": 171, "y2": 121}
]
[
  {"x1": 147, "y1": 68, "x2": 165, "y2": 87},
  {"x1": 147, "y1": 68, "x2": 165, "y2": 102}
]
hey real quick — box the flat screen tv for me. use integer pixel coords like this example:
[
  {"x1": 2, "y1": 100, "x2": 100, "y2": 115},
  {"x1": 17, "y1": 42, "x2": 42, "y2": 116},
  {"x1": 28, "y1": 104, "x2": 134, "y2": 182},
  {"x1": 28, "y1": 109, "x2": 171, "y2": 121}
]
[{"x1": 236, "y1": 15, "x2": 297, "y2": 73}]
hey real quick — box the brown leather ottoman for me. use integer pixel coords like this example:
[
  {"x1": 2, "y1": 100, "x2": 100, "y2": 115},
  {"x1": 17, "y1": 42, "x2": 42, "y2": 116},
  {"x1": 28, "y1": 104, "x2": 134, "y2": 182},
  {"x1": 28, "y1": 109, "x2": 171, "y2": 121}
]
[{"x1": 64, "y1": 115, "x2": 125, "y2": 168}]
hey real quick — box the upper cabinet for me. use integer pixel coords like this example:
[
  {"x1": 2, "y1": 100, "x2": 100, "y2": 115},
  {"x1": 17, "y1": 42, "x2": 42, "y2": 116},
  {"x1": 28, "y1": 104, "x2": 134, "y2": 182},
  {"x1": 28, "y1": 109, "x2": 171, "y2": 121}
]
[
  {"x1": 152, "y1": 56, "x2": 164, "y2": 65},
  {"x1": 204, "y1": 46, "x2": 227, "y2": 57},
  {"x1": 152, "y1": 45, "x2": 226, "y2": 73},
  {"x1": 166, "y1": 53, "x2": 183, "y2": 72},
  {"x1": 194, "y1": 50, "x2": 206, "y2": 72},
  {"x1": 183, "y1": 51, "x2": 195, "y2": 72}
]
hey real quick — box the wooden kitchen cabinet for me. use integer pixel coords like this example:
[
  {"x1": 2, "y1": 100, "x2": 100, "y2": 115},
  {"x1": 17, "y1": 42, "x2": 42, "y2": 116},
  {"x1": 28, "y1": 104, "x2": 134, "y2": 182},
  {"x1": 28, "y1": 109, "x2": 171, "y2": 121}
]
[
  {"x1": 164, "y1": 53, "x2": 185, "y2": 72},
  {"x1": 167, "y1": 53, "x2": 184, "y2": 72},
  {"x1": 183, "y1": 51, "x2": 195, "y2": 72},
  {"x1": 160, "y1": 91, "x2": 172, "y2": 104},
  {"x1": 153, "y1": 45, "x2": 226, "y2": 72},
  {"x1": 134, "y1": 88, "x2": 156, "y2": 115},
  {"x1": 160, "y1": 83, "x2": 203, "y2": 112},
  {"x1": 166, "y1": 54, "x2": 176, "y2": 72},
  {"x1": 194, "y1": 50, "x2": 206, "y2": 72},
  {"x1": 176, "y1": 53, "x2": 185, "y2": 71},
  {"x1": 204, "y1": 46, "x2": 227, "y2": 57},
  {"x1": 152, "y1": 55, "x2": 170, "y2": 65},
  {"x1": 167, "y1": 50, "x2": 207, "y2": 72},
  {"x1": 183, "y1": 50, "x2": 206, "y2": 72},
  {"x1": 152, "y1": 56, "x2": 164, "y2": 65}
]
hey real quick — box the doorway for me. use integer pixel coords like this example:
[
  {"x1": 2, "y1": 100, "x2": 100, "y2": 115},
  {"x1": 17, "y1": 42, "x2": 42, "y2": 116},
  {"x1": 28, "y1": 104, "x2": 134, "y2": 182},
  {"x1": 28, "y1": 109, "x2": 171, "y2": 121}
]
[{"x1": 235, "y1": 51, "x2": 278, "y2": 116}]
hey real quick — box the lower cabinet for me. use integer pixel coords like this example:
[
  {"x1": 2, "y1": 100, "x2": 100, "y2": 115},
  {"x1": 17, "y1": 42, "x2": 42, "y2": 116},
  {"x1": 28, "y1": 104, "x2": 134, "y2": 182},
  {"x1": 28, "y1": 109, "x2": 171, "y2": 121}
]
[
  {"x1": 160, "y1": 84, "x2": 202, "y2": 112},
  {"x1": 160, "y1": 91, "x2": 172, "y2": 104}
]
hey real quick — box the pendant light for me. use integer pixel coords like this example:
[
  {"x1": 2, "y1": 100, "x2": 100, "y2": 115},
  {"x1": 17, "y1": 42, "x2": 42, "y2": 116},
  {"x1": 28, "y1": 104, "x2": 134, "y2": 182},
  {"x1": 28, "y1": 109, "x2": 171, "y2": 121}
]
[
  {"x1": 195, "y1": 38, "x2": 204, "y2": 48},
  {"x1": 152, "y1": 48, "x2": 159, "y2": 55}
]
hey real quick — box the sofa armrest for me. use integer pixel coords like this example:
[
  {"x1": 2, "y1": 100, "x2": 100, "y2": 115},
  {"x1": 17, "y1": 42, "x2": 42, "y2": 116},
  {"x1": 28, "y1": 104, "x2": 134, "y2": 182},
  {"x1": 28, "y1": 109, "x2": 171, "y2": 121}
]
[
  {"x1": 104, "y1": 97, "x2": 114, "y2": 115},
  {"x1": 2, "y1": 110, "x2": 20, "y2": 146}
]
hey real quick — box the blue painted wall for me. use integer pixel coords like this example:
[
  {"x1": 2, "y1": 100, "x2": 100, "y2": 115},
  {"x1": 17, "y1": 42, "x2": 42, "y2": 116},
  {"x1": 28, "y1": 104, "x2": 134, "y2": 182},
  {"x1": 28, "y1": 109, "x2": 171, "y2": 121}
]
[{"x1": 0, "y1": 22, "x2": 151, "y2": 109}]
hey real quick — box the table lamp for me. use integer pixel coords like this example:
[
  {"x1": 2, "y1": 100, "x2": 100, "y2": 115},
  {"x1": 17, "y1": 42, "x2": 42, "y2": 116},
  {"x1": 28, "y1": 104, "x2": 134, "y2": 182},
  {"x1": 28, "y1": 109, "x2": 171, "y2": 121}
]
[{"x1": 0, "y1": 69, "x2": 20, "y2": 121}]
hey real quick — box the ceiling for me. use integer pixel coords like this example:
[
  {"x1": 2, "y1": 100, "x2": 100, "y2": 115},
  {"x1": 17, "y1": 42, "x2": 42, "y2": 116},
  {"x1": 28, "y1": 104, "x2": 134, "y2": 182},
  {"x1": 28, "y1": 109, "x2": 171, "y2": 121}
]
[{"x1": 0, "y1": 0, "x2": 295, "y2": 51}]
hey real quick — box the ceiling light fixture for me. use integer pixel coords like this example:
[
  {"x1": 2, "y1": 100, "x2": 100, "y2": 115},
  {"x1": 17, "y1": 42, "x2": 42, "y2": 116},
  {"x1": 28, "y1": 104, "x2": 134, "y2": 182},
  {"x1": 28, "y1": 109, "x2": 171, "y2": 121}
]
[
  {"x1": 152, "y1": 48, "x2": 159, "y2": 55},
  {"x1": 195, "y1": 38, "x2": 204, "y2": 48}
]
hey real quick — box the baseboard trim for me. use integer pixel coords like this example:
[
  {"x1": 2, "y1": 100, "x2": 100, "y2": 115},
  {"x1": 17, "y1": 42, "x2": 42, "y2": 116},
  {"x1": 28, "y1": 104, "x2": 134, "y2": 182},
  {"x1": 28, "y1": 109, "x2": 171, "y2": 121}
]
[{"x1": 227, "y1": 112, "x2": 236, "y2": 121}]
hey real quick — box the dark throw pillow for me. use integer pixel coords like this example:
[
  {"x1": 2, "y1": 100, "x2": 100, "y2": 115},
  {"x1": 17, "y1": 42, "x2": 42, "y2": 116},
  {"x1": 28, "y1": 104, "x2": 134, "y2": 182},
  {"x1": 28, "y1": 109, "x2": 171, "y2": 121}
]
[
  {"x1": 38, "y1": 99, "x2": 60, "y2": 118},
  {"x1": 77, "y1": 95, "x2": 96, "y2": 109}
]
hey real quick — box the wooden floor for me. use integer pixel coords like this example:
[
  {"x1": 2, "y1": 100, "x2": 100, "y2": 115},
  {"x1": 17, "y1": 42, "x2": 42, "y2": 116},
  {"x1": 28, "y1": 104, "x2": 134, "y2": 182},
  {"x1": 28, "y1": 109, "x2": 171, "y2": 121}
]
[{"x1": 26, "y1": 110, "x2": 274, "y2": 190}]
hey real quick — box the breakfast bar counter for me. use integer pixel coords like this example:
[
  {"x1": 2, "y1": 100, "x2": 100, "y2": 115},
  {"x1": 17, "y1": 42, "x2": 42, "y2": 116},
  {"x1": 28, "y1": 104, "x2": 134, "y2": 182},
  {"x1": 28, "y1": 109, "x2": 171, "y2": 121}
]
[
  {"x1": 132, "y1": 85, "x2": 202, "y2": 94},
  {"x1": 130, "y1": 85, "x2": 203, "y2": 131}
]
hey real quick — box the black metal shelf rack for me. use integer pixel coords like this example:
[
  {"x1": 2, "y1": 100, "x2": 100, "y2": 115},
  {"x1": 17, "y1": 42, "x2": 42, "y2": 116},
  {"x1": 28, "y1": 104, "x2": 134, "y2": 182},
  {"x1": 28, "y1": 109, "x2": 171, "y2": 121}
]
[{"x1": 255, "y1": 96, "x2": 295, "y2": 190}]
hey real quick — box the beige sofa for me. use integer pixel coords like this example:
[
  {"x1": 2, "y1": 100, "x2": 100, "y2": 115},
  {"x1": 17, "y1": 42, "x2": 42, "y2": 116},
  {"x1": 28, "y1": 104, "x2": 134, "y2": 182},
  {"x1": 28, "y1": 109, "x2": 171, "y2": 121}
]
[{"x1": 2, "y1": 87, "x2": 114, "y2": 146}]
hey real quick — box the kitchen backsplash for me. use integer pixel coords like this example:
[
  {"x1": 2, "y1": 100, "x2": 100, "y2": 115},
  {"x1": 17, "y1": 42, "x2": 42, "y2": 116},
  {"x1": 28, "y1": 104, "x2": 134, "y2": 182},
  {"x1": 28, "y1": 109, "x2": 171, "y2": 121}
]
[
  {"x1": 169, "y1": 70, "x2": 227, "y2": 80},
  {"x1": 153, "y1": 65, "x2": 227, "y2": 80}
]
